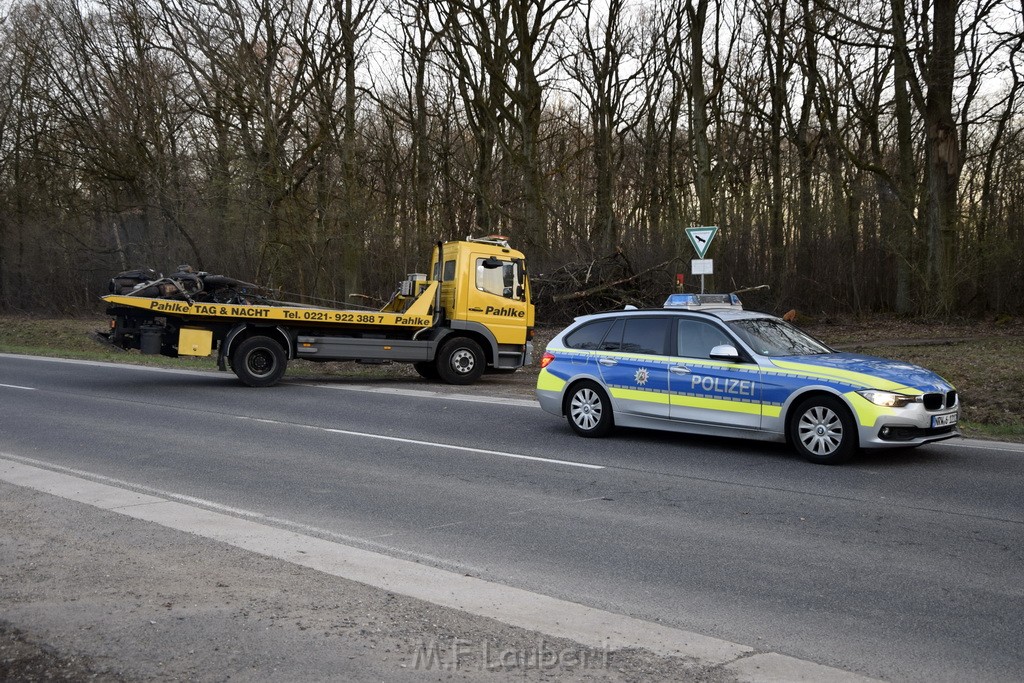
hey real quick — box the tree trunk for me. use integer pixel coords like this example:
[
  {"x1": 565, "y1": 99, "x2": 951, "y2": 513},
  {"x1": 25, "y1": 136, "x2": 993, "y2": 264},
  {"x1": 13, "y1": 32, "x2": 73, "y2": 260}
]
[
  {"x1": 340, "y1": 0, "x2": 362, "y2": 297},
  {"x1": 686, "y1": 0, "x2": 714, "y2": 228},
  {"x1": 891, "y1": 26, "x2": 917, "y2": 313},
  {"x1": 923, "y1": 0, "x2": 959, "y2": 314}
]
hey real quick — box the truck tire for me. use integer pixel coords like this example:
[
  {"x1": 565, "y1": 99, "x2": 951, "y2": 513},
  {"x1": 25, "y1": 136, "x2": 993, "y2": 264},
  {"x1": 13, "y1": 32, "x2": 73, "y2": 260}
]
[
  {"x1": 436, "y1": 337, "x2": 485, "y2": 385},
  {"x1": 231, "y1": 335, "x2": 287, "y2": 387},
  {"x1": 413, "y1": 361, "x2": 440, "y2": 381}
]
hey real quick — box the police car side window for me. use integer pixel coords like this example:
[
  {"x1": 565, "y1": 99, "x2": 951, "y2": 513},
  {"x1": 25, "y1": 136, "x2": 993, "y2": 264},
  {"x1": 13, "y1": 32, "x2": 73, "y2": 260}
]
[
  {"x1": 677, "y1": 319, "x2": 731, "y2": 359},
  {"x1": 564, "y1": 320, "x2": 614, "y2": 350},
  {"x1": 600, "y1": 319, "x2": 624, "y2": 351},
  {"x1": 622, "y1": 317, "x2": 671, "y2": 355}
]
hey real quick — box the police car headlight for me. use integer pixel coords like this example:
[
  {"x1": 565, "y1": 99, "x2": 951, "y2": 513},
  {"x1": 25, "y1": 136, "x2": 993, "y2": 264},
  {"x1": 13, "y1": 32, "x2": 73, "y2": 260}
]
[{"x1": 857, "y1": 390, "x2": 918, "y2": 408}]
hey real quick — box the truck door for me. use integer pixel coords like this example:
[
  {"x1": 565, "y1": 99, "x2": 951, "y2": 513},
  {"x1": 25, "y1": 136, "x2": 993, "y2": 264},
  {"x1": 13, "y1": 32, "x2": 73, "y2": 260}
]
[{"x1": 465, "y1": 255, "x2": 530, "y2": 345}]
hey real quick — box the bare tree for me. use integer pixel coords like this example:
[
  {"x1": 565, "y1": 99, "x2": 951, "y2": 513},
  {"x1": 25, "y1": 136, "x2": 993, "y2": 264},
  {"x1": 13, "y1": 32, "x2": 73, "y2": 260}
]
[{"x1": 562, "y1": 0, "x2": 640, "y2": 253}]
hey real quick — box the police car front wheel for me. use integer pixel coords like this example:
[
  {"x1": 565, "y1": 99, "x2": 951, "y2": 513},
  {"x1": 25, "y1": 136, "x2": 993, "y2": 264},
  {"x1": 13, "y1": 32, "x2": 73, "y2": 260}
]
[
  {"x1": 789, "y1": 395, "x2": 857, "y2": 464},
  {"x1": 566, "y1": 381, "x2": 613, "y2": 438}
]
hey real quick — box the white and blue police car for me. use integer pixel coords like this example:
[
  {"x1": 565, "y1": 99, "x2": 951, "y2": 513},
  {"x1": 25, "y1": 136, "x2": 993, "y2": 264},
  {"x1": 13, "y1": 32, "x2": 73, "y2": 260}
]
[{"x1": 536, "y1": 294, "x2": 959, "y2": 464}]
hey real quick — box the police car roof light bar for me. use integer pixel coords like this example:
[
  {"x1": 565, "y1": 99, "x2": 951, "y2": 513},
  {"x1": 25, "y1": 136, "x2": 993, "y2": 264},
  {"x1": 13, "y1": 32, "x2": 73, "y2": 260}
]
[{"x1": 663, "y1": 293, "x2": 743, "y2": 310}]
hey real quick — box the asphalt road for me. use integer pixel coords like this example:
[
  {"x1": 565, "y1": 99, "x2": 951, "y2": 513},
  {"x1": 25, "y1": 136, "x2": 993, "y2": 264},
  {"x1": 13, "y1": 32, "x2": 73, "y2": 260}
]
[{"x1": 1, "y1": 355, "x2": 1021, "y2": 682}]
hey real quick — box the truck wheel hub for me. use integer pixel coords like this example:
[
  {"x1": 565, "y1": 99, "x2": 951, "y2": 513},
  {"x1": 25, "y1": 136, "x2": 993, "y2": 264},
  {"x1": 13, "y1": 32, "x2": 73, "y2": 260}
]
[{"x1": 452, "y1": 350, "x2": 474, "y2": 372}]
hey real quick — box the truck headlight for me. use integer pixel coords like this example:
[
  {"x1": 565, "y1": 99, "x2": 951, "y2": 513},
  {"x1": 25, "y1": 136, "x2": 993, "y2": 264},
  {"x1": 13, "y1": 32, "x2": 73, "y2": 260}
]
[{"x1": 857, "y1": 390, "x2": 919, "y2": 408}]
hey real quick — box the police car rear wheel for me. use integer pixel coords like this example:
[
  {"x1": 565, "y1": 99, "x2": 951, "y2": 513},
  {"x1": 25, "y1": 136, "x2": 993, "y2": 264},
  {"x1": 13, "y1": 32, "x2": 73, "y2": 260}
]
[
  {"x1": 789, "y1": 395, "x2": 856, "y2": 464},
  {"x1": 566, "y1": 381, "x2": 613, "y2": 437}
]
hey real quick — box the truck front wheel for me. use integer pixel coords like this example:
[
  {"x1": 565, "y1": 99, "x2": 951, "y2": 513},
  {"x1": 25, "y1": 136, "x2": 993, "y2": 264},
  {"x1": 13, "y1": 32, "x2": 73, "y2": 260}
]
[
  {"x1": 436, "y1": 337, "x2": 485, "y2": 385},
  {"x1": 231, "y1": 335, "x2": 287, "y2": 387}
]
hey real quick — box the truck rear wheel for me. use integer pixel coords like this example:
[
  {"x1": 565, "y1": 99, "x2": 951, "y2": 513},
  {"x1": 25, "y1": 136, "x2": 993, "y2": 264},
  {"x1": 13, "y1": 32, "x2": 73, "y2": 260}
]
[
  {"x1": 436, "y1": 337, "x2": 485, "y2": 385},
  {"x1": 413, "y1": 361, "x2": 440, "y2": 381},
  {"x1": 231, "y1": 335, "x2": 287, "y2": 387}
]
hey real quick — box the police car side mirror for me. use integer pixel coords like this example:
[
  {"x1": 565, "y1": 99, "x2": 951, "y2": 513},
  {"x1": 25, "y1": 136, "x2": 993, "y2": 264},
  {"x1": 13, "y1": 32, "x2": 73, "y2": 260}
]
[{"x1": 709, "y1": 344, "x2": 741, "y2": 361}]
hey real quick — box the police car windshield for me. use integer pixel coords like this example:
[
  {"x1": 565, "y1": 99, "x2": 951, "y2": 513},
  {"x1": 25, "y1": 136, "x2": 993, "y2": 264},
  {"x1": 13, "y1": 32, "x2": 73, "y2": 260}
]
[{"x1": 726, "y1": 318, "x2": 831, "y2": 357}]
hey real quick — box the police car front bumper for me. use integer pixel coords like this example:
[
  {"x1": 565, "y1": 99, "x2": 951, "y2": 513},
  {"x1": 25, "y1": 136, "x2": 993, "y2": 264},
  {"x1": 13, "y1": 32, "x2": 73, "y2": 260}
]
[{"x1": 854, "y1": 399, "x2": 961, "y2": 449}]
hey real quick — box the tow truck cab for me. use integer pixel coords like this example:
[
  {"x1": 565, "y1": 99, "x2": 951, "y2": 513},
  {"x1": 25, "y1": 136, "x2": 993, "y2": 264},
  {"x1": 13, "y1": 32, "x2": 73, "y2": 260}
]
[{"x1": 432, "y1": 237, "x2": 534, "y2": 366}]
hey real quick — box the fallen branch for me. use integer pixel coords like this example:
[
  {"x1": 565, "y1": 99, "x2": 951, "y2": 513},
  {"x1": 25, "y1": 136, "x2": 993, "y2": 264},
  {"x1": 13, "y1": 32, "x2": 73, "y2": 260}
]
[{"x1": 552, "y1": 259, "x2": 676, "y2": 303}]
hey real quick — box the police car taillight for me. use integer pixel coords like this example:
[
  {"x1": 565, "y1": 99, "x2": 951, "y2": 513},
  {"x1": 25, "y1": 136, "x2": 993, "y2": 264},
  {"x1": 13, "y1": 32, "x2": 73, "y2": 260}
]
[
  {"x1": 540, "y1": 352, "x2": 554, "y2": 369},
  {"x1": 663, "y1": 293, "x2": 743, "y2": 310}
]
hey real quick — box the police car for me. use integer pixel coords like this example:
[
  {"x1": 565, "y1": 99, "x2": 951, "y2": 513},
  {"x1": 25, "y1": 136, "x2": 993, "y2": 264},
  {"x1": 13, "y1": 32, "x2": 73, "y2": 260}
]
[{"x1": 535, "y1": 294, "x2": 960, "y2": 464}]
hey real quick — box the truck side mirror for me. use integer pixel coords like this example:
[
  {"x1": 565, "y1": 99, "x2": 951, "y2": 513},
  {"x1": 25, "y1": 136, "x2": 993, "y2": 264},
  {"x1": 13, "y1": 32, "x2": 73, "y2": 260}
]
[{"x1": 481, "y1": 257, "x2": 503, "y2": 269}]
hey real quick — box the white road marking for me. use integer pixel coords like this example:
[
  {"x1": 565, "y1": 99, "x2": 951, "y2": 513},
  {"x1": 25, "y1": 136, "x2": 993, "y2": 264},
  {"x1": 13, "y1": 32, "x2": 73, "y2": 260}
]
[
  {"x1": 311, "y1": 383, "x2": 538, "y2": 408},
  {"x1": 0, "y1": 353, "x2": 219, "y2": 378},
  {"x1": 935, "y1": 438, "x2": 1024, "y2": 454},
  {"x1": 0, "y1": 452, "x2": 481, "y2": 572},
  {"x1": 0, "y1": 454, "x2": 881, "y2": 681},
  {"x1": 236, "y1": 415, "x2": 605, "y2": 469},
  {"x1": 0, "y1": 383, "x2": 36, "y2": 391},
  {"x1": 5, "y1": 353, "x2": 1022, "y2": 455},
  {"x1": 507, "y1": 496, "x2": 609, "y2": 516}
]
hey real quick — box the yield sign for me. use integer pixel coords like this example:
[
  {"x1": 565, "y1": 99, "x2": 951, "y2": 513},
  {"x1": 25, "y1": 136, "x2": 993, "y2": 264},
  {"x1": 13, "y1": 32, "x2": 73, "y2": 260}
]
[{"x1": 685, "y1": 226, "x2": 718, "y2": 259}]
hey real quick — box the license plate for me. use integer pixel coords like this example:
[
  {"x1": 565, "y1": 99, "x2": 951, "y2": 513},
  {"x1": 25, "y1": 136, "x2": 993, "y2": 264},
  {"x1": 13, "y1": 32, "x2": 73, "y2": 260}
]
[{"x1": 932, "y1": 411, "x2": 958, "y2": 428}]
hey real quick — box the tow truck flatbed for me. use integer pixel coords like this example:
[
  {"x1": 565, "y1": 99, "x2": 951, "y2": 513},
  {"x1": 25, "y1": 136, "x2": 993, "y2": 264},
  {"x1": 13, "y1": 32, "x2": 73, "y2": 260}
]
[{"x1": 102, "y1": 281, "x2": 437, "y2": 330}]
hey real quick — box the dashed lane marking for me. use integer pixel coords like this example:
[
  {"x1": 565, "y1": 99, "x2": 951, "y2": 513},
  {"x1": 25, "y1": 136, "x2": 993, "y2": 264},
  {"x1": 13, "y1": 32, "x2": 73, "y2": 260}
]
[{"x1": 236, "y1": 415, "x2": 604, "y2": 470}]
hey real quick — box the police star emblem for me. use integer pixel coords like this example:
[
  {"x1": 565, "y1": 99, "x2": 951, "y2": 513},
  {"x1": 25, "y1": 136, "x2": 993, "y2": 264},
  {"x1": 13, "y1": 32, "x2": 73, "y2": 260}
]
[{"x1": 634, "y1": 367, "x2": 650, "y2": 386}]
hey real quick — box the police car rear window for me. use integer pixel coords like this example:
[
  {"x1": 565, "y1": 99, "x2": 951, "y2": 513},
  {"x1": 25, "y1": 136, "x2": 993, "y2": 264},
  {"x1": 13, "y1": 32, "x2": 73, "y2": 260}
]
[
  {"x1": 564, "y1": 320, "x2": 614, "y2": 350},
  {"x1": 593, "y1": 317, "x2": 671, "y2": 355},
  {"x1": 621, "y1": 318, "x2": 671, "y2": 355}
]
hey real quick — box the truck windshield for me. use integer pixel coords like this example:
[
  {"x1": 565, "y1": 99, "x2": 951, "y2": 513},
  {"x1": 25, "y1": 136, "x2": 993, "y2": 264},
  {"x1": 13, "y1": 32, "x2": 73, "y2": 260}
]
[{"x1": 726, "y1": 318, "x2": 831, "y2": 357}]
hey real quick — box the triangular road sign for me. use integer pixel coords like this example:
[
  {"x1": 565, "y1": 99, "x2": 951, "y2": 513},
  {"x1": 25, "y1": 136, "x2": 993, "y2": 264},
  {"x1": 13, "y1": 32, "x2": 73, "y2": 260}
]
[{"x1": 686, "y1": 226, "x2": 718, "y2": 259}]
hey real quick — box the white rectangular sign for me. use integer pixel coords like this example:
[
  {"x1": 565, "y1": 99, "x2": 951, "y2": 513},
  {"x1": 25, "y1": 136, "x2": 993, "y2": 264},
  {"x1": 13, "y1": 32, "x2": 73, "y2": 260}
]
[{"x1": 691, "y1": 259, "x2": 713, "y2": 275}]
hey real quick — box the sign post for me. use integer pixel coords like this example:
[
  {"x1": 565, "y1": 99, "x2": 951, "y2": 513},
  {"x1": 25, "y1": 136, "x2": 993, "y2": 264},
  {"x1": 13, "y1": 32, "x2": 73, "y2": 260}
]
[{"x1": 685, "y1": 226, "x2": 718, "y2": 293}]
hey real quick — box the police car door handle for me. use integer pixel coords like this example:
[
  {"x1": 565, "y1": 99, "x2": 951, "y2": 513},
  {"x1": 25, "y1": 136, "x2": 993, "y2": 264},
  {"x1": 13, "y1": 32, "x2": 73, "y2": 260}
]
[
  {"x1": 669, "y1": 365, "x2": 691, "y2": 375},
  {"x1": 599, "y1": 358, "x2": 618, "y2": 366}
]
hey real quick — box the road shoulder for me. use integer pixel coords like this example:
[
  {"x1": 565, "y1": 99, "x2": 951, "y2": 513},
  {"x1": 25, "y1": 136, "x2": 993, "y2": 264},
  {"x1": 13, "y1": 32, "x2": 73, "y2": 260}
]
[{"x1": 1, "y1": 479, "x2": 741, "y2": 682}]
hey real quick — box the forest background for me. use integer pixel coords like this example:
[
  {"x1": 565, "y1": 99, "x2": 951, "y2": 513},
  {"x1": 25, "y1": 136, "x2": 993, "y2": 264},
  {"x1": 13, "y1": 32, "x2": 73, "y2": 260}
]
[{"x1": 0, "y1": 0, "x2": 1021, "y2": 320}]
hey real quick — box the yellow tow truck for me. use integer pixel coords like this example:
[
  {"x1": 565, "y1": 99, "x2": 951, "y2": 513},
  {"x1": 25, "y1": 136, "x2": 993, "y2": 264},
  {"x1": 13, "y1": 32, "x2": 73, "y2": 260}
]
[{"x1": 102, "y1": 237, "x2": 534, "y2": 386}]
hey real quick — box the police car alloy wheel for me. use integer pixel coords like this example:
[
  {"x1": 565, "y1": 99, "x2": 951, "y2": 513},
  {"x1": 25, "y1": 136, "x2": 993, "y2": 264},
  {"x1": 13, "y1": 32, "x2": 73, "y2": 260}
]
[
  {"x1": 789, "y1": 395, "x2": 857, "y2": 464},
  {"x1": 566, "y1": 381, "x2": 613, "y2": 437}
]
